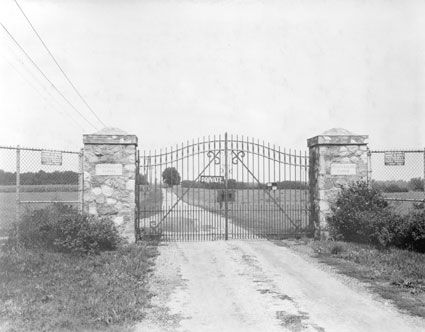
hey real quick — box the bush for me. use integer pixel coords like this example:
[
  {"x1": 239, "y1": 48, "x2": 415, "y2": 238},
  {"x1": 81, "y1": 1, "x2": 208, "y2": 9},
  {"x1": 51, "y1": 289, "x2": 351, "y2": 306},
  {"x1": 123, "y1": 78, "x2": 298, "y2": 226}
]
[
  {"x1": 409, "y1": 177, "x2": 424, "y2": 191},
  {"x1": 5, "y1": 204, "x2": 122, "y2": 254},
  {"x1": 327, "y1": 181, "x2": 396, "y2": 247},
  {"x1": 392, "y1": 206, "x2": 425, "y2": 253},
  {"x1": 328, "y1": 181, "x2": 425, "y2": 253}
]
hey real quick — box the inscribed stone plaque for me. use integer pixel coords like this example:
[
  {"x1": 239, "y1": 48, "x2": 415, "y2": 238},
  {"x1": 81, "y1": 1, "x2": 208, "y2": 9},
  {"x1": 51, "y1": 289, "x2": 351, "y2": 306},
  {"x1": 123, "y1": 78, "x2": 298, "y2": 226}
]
[
  {"x1": 384, "y1": 152, "x2": 405, "y2": 166},
  {"x1": 95, "y1": 163, "x2": 123, "y2": 176},
  {"x1": 41, "y1": 150, "x2": 62, "y2": 165},
  {"x1": 330, "y1": 163, "x2": 357, "y2": 176}
]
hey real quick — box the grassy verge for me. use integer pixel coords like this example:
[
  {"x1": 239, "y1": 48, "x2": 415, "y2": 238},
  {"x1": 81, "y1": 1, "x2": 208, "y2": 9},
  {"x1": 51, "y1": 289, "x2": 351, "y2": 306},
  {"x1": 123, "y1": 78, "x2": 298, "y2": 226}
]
[
  {"x1": 282, "y1": 239, "x2": 425, "y2": 318},
  {"x1": 0, "y1": 241, "x2": 159, "y2": 331}
]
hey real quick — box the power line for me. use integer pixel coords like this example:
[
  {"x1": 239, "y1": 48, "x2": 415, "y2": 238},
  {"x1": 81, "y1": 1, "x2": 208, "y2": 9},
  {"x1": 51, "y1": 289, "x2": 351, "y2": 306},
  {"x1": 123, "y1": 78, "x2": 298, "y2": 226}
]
[
  {"x1": 13, "y1": 0, "x2": 107, "y2": 128},
  {"x1": 1, "y1": 22, "x2": 99, "y2": 131},
  {"x1": 2, "y1": 51, "x2": 84, "y2": 132}
]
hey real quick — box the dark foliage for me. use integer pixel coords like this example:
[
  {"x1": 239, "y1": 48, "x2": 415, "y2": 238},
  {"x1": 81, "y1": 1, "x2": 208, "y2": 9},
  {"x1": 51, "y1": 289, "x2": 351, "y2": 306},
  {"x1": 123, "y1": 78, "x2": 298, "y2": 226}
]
[
  {"x1": 328, "y1": 181, "x2": 394, "y2": 247},
  {"x1": 5, "y1": 204, "x2": 121, "y2": 254},
  {"x1": 0, "y1": 169, "x2": 78, "y2": 185},
  {"x1": 371, "y1": 180, "x2": 409, "y2": 193},
  {"x1": 161, "y1": 167, "x2": 181, "y2": 187},
  {"x1": 328, "y1": 181, "x2": 425, "y2": 253},
  {"x1": 409, "y1": 177, "x2": 424, "y2": 191}
]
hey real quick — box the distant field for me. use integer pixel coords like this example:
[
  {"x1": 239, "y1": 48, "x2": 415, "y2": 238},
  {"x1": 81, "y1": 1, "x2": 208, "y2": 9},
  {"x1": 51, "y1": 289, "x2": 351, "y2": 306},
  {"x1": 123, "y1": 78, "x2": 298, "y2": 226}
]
[
  {"x1": 174, "y1": 187, "x2": 310, "y2": 237},
  {"x1": 383, "y1": 191, "x2": 425, "y2": 214},
  {"x1": 0, "y1": 191, "x2": 79, "y2": 237}
]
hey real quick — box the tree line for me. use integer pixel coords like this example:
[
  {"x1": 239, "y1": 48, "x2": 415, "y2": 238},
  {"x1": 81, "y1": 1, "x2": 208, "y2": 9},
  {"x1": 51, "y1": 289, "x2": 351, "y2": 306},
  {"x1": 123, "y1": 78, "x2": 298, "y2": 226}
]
[
  {"x1": 372, "y1": 178, "x2": 424, "y2": 193},
  {"x1": 0, "y1": 169, "x2": 78, "y2": 185}
]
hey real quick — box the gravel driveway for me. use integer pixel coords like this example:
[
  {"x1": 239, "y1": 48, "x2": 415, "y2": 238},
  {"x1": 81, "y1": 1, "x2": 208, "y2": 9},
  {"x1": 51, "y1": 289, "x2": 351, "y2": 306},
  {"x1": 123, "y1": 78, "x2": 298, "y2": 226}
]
[
  {"x1": 135, "y1": 239, "x2": 425, "y2": 332},
  {"x1": 135, "y1": 192, "x2": 425, "y2": 332}
]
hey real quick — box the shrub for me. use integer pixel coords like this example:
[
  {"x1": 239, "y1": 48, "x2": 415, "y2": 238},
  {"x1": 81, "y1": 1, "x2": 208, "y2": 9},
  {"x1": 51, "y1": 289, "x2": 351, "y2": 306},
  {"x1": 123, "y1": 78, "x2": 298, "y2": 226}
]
[
  {"x1": 327, "y1": 181, "x2": 396, "y2": 247},
  {"x1": 409, "y1": 177, "x2": 424, "y2": 191},
  {"x1": 392, "y1": 206, "x2": 425, "y2": 253},
  {"x1": 328, "y1": 181, "x2": 425, "y2": 253},
  {"x1": 5, "y1": 204, "x2": 121, "y2": 254}
]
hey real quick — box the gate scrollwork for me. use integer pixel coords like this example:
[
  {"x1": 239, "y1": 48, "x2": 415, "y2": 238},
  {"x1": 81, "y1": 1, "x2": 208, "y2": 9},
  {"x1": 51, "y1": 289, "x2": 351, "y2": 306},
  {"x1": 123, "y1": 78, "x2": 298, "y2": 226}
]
[{"x1": 231, "y1": 150, "x2": 245, "y2": 165}]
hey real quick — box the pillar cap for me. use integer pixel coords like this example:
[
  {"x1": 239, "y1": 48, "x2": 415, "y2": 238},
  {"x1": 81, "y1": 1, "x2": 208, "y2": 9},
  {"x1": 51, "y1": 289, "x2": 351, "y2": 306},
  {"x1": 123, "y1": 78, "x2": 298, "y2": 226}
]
[
  {"x1": 307, "y1": 128, "x2": 368, "y2": 147},
  {"x1": 83, "y1": 127, "x2": 138, "y2": 145}
]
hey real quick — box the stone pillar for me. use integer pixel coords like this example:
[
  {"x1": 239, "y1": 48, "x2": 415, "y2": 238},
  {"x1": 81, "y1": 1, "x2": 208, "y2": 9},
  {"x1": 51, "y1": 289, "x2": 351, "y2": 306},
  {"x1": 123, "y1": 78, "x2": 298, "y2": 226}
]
[
  {"x1": 83, "y1": 128, "x2": 138, "y2": 241},
  {"x1": 307, "y1": 128, "x2": 368, "y2": 240}
]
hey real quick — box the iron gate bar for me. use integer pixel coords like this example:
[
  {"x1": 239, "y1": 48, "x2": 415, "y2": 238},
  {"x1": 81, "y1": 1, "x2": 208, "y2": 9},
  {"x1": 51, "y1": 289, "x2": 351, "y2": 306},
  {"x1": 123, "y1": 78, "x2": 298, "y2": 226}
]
[
  {"x1": 231, "y1": 149, "x2": 300, "y2": 230},
  {"x1": 224, "y1": 133, "x2": 229, "y2": 240}
]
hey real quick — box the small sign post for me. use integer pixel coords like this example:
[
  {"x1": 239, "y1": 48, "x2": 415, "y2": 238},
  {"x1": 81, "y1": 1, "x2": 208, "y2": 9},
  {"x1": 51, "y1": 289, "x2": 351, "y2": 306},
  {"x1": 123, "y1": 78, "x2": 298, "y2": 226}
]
[
  {"x1": 384, "y1": 152, "x2": 405, "y2": 166},
  {"x1": 41, "y1": 150, "x2": 62, "y2": 166}
]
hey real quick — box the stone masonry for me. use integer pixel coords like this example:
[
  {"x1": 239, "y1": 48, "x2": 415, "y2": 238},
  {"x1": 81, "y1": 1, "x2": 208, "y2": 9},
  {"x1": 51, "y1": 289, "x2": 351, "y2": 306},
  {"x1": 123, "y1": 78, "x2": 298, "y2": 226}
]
[
  {"x1": 307, "y1": 128, "x2": 369, "y2": 240},
  {"x1": 83, "y1": 128, "x2": 138, "y2": 241}
]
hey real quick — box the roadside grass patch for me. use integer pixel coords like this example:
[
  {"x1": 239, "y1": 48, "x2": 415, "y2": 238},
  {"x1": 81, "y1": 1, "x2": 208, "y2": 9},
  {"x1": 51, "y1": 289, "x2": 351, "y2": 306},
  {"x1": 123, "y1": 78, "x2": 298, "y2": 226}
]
[
  {"x1": 310, "y1": 240, "x2": 425, "y2": 317},
  {"x1": 0, "y1": 241, "x2": 159, "y2": 331}
]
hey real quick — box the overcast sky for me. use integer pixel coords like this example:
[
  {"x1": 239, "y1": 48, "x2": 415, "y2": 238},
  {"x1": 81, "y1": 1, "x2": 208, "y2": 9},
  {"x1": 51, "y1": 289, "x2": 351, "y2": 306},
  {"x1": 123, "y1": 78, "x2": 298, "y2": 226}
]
[{"x1": 0, "y1": 0, "x2": 424, "y2": 152}]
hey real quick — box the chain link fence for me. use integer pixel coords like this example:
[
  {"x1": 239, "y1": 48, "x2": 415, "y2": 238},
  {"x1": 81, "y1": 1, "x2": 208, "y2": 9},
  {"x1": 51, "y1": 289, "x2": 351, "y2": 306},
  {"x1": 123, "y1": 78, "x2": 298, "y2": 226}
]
[
  {"x1": 368, "y1": 149, "x2": 425, "y2": 214},
  {"x1": 0, "y1": 146, "x2": 83, "y2": 240}
]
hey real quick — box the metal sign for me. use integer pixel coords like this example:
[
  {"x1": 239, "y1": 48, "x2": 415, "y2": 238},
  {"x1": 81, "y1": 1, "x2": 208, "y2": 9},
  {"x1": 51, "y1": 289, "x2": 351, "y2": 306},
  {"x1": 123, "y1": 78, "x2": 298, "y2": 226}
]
[
  {"x1": 384, "y1": 152, "x2": 405, "y2": 166},
  {"x1": 200, "y1": 175, "x2": 224, "y2": 183},
  {"x1": 267, "y1": 182, "x2": 278, "y2": 190},
  {"x1": 41, "y1": 150, "x2": 62, "y2": 166}
]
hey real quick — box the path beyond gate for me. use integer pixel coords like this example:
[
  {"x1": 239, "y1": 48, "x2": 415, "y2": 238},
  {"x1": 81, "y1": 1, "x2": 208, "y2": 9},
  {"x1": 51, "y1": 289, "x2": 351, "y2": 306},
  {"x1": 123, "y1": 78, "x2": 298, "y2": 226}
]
[{"x1": 135, "y1": 133, "x2": 310, "y2": 241}]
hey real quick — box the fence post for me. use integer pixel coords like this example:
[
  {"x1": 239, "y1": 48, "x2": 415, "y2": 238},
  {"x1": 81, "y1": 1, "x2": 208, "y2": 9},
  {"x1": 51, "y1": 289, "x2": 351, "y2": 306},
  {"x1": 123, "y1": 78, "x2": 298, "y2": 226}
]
[
  {"x1": 15, "y1": 145, "x2": 20, "y2": 223},
  {"x1": 423, "y1": 148, "x2": 425, "y2": 193},
  {"x1": 78, "y1": 148, "x2": 84, "y2": 213},
  {"x1": 367, "y1": 148, "x2": 372, "y2": 186}
]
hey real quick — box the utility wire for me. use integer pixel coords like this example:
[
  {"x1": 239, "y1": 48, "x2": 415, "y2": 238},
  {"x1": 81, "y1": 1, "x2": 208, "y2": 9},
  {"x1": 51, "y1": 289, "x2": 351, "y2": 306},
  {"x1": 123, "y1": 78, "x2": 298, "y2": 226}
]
[
  {"x1": 1, "y1": 22, "x2": 99, "y2": 131},
  {"x1": 13, "y1": 0, "x2": 107, "y2": 128},
  {"x1": 5, "y1": 40, "x2": 80, "y2": 120},
  {"x1": 2, "y1": 51, "x2": 84, "y2": 131}
]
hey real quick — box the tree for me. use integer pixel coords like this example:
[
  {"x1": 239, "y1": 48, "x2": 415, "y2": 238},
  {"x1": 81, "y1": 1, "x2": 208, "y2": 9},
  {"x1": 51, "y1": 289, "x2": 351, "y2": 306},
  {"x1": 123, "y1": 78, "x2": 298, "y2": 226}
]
[
  {"x1": 409, "y1": 177, "x2": 424, "y2": 191},
  {"x1": 162, "y1": 167, "x2": 181, "y2": 187}
]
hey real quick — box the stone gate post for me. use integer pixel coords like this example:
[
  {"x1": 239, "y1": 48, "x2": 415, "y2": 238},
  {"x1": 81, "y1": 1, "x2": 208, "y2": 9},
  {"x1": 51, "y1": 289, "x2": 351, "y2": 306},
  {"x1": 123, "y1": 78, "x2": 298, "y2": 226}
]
[
  {"x1": 83, "y1": 128, "x2": 138, "y2": 241},
  {"x1": 307, "y1": 128, "x2": 368, "y2": 240}
]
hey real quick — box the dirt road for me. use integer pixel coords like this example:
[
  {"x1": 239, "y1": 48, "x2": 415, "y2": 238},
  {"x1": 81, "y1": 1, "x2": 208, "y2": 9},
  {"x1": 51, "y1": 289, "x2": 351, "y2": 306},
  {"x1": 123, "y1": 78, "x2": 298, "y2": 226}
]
[
  {"x1": 135, "y1": 240, "x2": 425, "y2": 332},
  {"x1": 139, "y1": 189, "x2": 251, "y2": 239}
]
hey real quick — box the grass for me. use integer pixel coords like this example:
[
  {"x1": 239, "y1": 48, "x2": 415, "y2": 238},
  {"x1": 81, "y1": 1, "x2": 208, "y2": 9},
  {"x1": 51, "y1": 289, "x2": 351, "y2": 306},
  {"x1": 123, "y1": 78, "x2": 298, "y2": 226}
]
[
  {"x1": 0, "y1": 241, "x2": 159, "y2": 331},
  {"x1": 285, "y1": 239, "x2": 425, "y2": 318},
  {"x1": 173, "y1": 187, "x2": 310, "y2": 236}
]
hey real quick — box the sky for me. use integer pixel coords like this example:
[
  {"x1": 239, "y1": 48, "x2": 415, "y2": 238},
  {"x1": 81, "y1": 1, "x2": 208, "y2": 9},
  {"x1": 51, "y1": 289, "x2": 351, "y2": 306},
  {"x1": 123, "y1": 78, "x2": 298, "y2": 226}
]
[{"x1": 0, "y1": 0, "x2": 424, "y2": 153}]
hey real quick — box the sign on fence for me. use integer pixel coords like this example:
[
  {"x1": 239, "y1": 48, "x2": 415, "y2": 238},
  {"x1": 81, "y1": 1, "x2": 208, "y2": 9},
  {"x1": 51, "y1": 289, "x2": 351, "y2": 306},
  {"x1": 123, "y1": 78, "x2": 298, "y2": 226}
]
[
  {"x1": 41, "y1": 150, "x2": 62, "y2": 165},
  {"x1": 200, "y1": 175, "x2": 224, "y2": 183},
  {"x1": 384, "y1": 152, "x2": 405, "y2": 166}
]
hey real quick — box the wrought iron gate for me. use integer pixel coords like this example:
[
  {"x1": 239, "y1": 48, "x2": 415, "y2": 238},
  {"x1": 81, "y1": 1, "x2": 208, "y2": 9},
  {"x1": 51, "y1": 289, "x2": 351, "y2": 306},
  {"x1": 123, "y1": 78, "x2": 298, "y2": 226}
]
[{"x1": 135, "y1": 133, "x2": 310, "y2": 241}]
